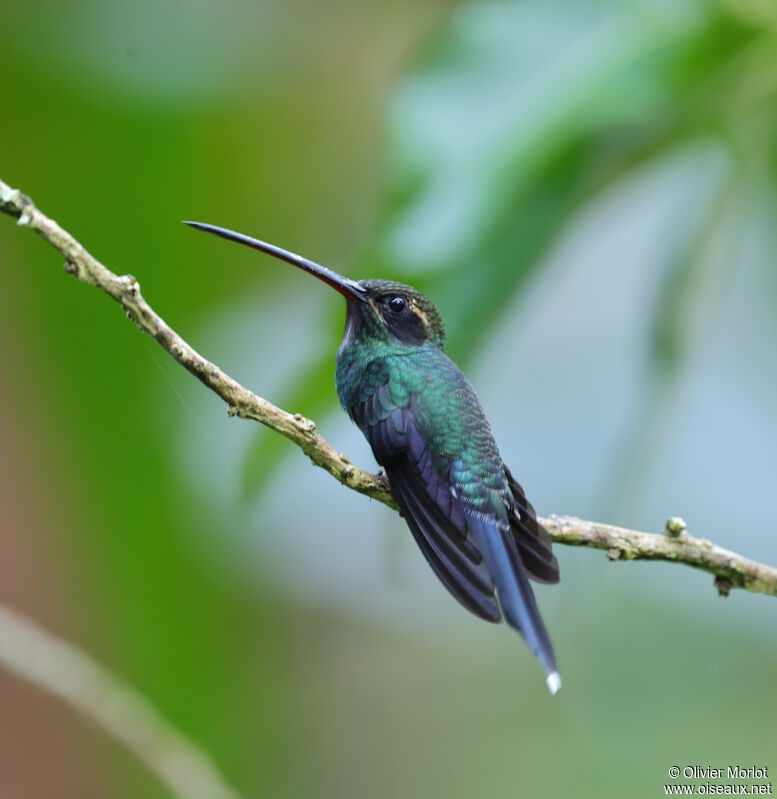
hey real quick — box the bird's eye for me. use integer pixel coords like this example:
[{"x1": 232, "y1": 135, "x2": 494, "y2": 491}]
[{"x1": 388, "y1": 296, "x2": 406, "y2": 313}]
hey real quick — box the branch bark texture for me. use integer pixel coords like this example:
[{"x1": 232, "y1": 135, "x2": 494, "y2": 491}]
[{"x1": 2, "y1": 176, "x2": 776, "y2": 600}]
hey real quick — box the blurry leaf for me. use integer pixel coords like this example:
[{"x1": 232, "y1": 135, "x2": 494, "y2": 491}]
[
  {"x1": 650, "y1": 178, "x2": 736, "y2": 373},
  {"x1": 359, "y1": 0, "x2": 761, "y2": 363},
  {"x1": 243, "y1": 0, "x2": 777, "y2": 499}
]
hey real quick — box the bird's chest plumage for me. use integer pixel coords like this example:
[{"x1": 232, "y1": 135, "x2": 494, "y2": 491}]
[{"x1": 335, "y1": 344, "x2": 416, "y2": 429}]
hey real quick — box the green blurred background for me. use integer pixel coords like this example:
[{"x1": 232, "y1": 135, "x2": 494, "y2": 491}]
[{"x1": 1, "y1": 0, "x2": 776, "y2": 796}]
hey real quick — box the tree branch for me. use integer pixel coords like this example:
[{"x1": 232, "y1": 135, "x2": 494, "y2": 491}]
[
  {"x1": 2, "y1": 176, "x2": 775, "y2": 599},
  {"x1": 0, "y1": 604, "x2": 243, "y2": 799}
]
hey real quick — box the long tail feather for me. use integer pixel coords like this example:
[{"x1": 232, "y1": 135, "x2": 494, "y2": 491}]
[{"x1": 466, "y1": 513, "x2": 560, "y2": 693}]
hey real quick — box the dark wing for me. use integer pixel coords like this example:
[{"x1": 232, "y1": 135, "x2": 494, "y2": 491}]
[
  {"x1": 362, "y1": 386, "x2": 501, "y2": 623},
  {"x1": 354, "y1": 356, "x2": 559, "y2": 688},
  {"x1": 503, "y1": 465, "x2": 560, "y2": 584}
]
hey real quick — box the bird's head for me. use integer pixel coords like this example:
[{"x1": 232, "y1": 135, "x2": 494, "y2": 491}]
[
  {"x1": 346, "y1": 279, "x2": 444, "y2": 348},
  {"x1": 184, "y1": 222, "x2": 445, "y2": 348}
]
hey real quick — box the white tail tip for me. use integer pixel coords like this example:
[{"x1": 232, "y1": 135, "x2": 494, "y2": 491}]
[{"x1": 546, "y1": 671, "x2": 562, "y2": 695}]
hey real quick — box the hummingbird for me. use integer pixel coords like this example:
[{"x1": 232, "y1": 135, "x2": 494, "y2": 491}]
[{"x1": 185, "y1": 221, "x2": 562, "y2": 693}]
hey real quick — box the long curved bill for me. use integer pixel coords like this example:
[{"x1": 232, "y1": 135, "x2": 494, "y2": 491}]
[{"x1": 184, "y1": 221, "x2": 367, "y2": 301}]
